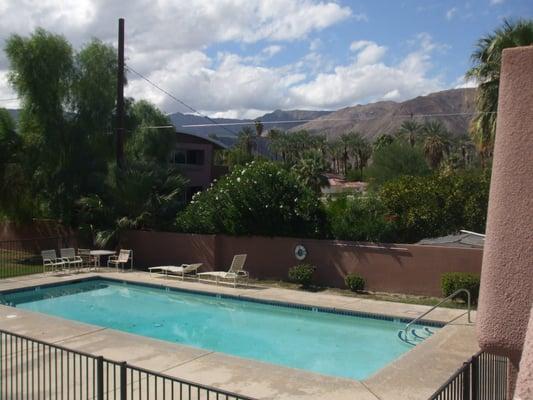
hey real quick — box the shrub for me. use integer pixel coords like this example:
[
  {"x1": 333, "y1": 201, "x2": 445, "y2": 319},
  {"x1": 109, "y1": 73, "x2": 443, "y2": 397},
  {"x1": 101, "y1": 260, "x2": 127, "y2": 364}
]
[
  {"x1": 324, "y1": 194, "x2": 396, "y2": 242},
  {"x1": 176, "y1": 161, "x2": 325, "y2": 237},
  {"x1": 288, "y1": 264, "x2": 316, "y2": 287},
  {"x1": 365, "y1": 141, "x2": 430, "y2": 187},
  {"x1": 441, "y1": 272, "x2": 480, "y2": 304},
  {"x1": 379, "y1": 171, "x2": 490, "y2": 242},
  {"x1": 345, "y1": 274, "x2": 365, "y2": 292}
]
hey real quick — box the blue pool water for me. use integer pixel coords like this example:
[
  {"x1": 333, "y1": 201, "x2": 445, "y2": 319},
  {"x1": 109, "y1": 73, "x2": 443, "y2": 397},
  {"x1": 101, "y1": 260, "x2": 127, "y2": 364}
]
[{"x1": 1, "y1": 278, "x2": 435, "y2": 380}]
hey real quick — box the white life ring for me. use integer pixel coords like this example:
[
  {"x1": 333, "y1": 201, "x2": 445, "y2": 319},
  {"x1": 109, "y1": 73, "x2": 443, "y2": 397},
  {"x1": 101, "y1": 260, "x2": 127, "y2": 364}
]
[{"x1": 294, "y1": 245, "x2": 307, "y2": 261}]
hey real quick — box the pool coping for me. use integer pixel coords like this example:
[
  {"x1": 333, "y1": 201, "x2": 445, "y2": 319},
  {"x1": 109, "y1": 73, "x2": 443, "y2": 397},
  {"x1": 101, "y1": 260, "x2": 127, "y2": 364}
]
[{"x1": 0, "y1": 271, "x2": 478, "y2": 400}]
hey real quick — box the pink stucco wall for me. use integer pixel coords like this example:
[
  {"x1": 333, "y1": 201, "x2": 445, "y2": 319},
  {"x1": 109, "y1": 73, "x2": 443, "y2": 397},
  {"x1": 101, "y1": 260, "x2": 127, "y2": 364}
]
[
  {"x1": 516, "y1": 308, "x2": 533, "y2": 400},
  {"x1": 122, "y1": 230, "x2": 482, "y2": 297},
  {"x1": 476, "y1": 46, "x2": 533, "y2": 394}
]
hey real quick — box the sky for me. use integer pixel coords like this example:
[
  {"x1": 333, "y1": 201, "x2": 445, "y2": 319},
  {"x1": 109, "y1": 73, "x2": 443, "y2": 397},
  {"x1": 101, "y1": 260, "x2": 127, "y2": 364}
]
[{"x1": 0, "y1": 0, "x2": 531, "y2": 119}]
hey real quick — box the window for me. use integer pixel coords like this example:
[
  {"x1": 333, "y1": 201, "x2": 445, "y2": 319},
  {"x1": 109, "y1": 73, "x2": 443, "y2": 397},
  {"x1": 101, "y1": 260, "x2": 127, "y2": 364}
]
[{"x1": 173, "y1": 149, "x2": 205, "y2": 165}]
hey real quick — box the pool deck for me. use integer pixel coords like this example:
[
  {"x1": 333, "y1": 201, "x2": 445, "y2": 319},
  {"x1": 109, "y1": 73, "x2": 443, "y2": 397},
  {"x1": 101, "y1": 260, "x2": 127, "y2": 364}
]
[{"x1": 0, "y1": 271, "x2": 478, "y2": 399}]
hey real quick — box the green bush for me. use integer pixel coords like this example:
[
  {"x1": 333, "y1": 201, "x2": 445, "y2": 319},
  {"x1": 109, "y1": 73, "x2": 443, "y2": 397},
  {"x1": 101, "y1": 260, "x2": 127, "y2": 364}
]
[
  {"x1": 345, "y1": 274, "x2": 365, "y2": 292},
  {"x1": 288, "y1": 264, "x2": 316, "y2": 287},
  {"x1": 441, "y1": 272, "x2": 480, "y2": 304},
  {"x1": 379, "y1": 171, "x2": 490, "y2": 242},
  {"x1": 365, "y1": 141, "x2": 430, "y2": 187},
  {"x1": 176, "y1": 161, "x2": 325, "y2": 237},
  {"x1": 324, "y1": 194, "x2": 396, "y2": 242}
]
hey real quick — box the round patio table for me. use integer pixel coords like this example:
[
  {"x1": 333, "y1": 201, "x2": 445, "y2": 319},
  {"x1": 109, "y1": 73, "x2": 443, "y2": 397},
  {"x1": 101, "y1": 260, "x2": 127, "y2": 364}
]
[{"x1": 90, "y1": 250, "x2": 116, "y2": 270}]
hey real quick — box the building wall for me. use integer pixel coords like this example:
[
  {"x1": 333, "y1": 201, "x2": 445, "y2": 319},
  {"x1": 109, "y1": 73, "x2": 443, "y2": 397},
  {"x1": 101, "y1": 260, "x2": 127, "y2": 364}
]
[
  {"x1": 174, "y1": 141, "x2": 214, "y2": 189},
  {"x1": 476, "y1": 46, "x2": 533, "y2": 394},
  {"x1": 122, "y1": 230, "x2": 482, "y2": 297}
]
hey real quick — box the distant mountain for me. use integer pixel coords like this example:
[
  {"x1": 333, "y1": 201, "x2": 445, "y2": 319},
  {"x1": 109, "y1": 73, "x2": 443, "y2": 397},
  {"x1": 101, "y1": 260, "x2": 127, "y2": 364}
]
[
  {"x1": 290, "y1": 88, "x2": 476, "y2": 140},
  {"x1": 168, "y1": 109, "x2": 332, "y2": 139}
]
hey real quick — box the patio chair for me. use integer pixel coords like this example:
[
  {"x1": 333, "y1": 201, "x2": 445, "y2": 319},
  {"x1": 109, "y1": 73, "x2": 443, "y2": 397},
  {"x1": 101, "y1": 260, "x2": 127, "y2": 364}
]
[
  {"x1": 77, "y1": 248, "x2": 96, "y2": 270},
  {"x1": 60, "y1": 248, "x2": 83, "y2": 272},
  {"x1": 108, "y1": 249, "x2": 132, "y2": 272},
  {"x1": 41, "y1": 250, "x2": 66, "y2": 273},
  {"x1": 198, "y1": 254, "x2": 248, "y2": 288},
  {"x1": 149, "y1": 263, "x2": 202, "y2": 280}
]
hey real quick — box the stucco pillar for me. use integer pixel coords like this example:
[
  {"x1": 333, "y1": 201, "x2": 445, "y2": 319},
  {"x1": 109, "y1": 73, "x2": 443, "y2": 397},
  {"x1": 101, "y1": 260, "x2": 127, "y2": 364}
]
[
  {"x1": 476, "y1": 46, "x2": 533, "y2": 397},
  {"x1": 516, "y1": 307, "x2": 533, "y2": 399}
]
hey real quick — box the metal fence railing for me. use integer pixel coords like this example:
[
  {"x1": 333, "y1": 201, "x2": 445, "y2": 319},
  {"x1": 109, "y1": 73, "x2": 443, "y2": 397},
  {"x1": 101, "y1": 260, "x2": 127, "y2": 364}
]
[
  {"x1": 0, "y1": 237, "x2": 76, "y2": 280},
  {"x1": 0, "y1": 329, "x2": 254, "y2": 400},
  {"x1": 429, "y1": 351, "x2": 508, "y2": 400}
]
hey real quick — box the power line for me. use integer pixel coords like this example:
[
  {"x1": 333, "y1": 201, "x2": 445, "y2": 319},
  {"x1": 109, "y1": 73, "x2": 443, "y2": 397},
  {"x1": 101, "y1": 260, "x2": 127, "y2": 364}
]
[
  {"x1": 181, "y1": 111, "x2": 496, "y2": 128},
  {"x1": 125, "y1": 65, "x2": 237, "y2": 136},
  {"x1": 0, "y1": 97, "x2": 19, "y2": 102}
]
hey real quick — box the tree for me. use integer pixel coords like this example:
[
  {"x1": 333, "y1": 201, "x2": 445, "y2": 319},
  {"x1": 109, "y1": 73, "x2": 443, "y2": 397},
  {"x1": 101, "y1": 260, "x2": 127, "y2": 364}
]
[
  {"x1": 365, "y1": 141, "x2": 430, "y2": 187},
  {"x1": 176, "y1": 161, "x2": 324, "y2": 237},
  {"x1": 373, "y1": 134, "x2": 395, "y2": 150},
  {"x1": 5, "y1": 29, "x2": 121, "y2": 223},
  {"x1": 397, "y1": 120, "x2": 422, "y2": 147},
  {"x1": 423, "y1": 135, "x2": 446, "y2": 169},
  {"x1": 294, "y1": 150, "x2": 329, "y2": 194},
  {"x1": 466, "y1": 19, "x2": 533, "y2": 165}
]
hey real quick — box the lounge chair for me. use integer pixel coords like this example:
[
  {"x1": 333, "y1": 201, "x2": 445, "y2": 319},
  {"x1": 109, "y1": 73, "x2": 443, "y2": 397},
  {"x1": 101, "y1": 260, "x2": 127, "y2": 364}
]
[
  {"x1": 148, "y1": 263, "x2": 202, "y2": 280},
  {"x1": 108, "y1": 249, "x2": 132, "y2": 271},
  {"x1": 198, "y1": 254, "x2": 248, "y2": 287},
  {"x1": 41, "y1": 250, "x2": 66, "y2": 273},
  {"x1": 60, "y1": 248, "x2": 83, "y2": 272}
]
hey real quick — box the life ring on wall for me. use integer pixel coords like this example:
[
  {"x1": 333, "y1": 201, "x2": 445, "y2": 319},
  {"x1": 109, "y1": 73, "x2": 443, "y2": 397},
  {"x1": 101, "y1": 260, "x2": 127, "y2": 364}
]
[{"x1": 294, "y1": 245, "x2": 307, "y2": 261}]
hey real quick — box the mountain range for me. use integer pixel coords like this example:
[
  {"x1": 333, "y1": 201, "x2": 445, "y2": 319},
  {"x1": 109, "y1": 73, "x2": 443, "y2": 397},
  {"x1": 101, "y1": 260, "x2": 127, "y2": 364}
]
[
  {"x1": 5, "y1": 88, "x2": 476, "y2": 144},
  {"x1": 169, "y1": 88, "x2": 476, "y2": 142}
]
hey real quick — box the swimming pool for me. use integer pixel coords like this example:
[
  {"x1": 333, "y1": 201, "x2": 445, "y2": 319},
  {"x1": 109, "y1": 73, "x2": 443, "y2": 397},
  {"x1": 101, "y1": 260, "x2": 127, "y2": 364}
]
[{"x1": 1, "y1": 278, "x2": 440, "y2": 380}]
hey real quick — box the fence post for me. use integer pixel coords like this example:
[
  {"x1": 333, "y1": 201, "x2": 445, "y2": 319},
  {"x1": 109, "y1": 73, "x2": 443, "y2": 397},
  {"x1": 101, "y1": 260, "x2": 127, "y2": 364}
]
[
  {"x1": 97, "y1": 356, "x2": 104, "y2": 400},
  {"x1": 120, "y1": 361, "x2": 127, "y2": 400},
  {"x1": 471, "y1": 355, "x2": 478, "y2": 400},
  {"x1": 463, "y1": 360, "x2": 471, "y2": 400}
]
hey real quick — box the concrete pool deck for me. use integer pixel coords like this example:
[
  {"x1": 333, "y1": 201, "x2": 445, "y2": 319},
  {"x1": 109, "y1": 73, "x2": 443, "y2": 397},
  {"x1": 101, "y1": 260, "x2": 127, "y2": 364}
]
[{"x1": 0, "y1": 271, "x2": 478, "y2": 399}]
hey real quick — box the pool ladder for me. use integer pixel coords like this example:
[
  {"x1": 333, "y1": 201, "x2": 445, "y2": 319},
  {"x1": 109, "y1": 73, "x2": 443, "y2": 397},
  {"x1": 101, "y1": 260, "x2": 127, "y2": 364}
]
[{"x1": 398, "y1": 289, "x2": 472, "y2": 346}]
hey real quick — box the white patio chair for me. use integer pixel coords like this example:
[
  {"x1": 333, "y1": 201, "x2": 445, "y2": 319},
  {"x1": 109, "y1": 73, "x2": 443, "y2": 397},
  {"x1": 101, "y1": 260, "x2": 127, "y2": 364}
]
[
  {"x1": 108, "y1": 249, "x2": 132, "y2": 272},
  {"x1": 78, "y1": 248, "x2": 96, "y2": 270},
  {"x1": 60, "y1": 248, "x2": 83, "y2": 272},
  {"x1": 41, "y1": 250, "x2": 66, "y2": 273},
  {"x1": 149, "y1": 263, "x2": 202, "y2": 280},
  {"x1": 198, "y1": 254, "x2": 248, "y2": 287}
]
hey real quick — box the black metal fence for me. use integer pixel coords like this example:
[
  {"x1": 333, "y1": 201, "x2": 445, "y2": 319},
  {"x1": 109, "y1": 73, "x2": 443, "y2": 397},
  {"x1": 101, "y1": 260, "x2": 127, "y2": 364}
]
[
  {"x1": 0, "y1": 237, "x2": 76, "y2": 280},
  {"x1": 0, "y1": 329, "x2": 254, "y2": 400},
  {"x1": 429, "y1": 351, "x2": 508, "y2": 400}
]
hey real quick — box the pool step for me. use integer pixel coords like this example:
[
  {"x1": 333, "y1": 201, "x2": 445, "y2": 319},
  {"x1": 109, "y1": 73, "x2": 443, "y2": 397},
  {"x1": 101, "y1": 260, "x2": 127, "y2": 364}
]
[{"x1": 397, "y1": 327, "x2": 435, "y2": 346}]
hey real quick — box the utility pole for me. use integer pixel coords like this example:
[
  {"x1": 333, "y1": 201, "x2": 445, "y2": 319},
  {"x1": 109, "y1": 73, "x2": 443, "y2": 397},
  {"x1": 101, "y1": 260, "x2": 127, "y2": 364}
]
[{"x1": 116, "y1": 18, "x2": 125, "y2": 169}]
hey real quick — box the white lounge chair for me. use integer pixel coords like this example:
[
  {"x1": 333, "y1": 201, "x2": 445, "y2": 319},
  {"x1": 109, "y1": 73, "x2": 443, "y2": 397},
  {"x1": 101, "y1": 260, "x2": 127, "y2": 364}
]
[
  {"x1": 198, "y1": 254, "x2": 248, "y2": 287},
  {"x1": 60, "y1": 248, "x2": 83, "y2": 272},
  {"x1": 108, "y1": 249, "x2": 132, "y2": 271},
  {"x1": 41, "y1": 250, "x2": 66, "y2": 273},
  {"x1": 148, "y1": 263, "x2": 202, "y2": 280}
]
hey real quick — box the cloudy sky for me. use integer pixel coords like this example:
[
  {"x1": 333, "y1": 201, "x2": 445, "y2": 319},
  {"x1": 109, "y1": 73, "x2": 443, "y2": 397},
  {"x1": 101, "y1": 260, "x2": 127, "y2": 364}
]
[{"x1": 0, "y1": 0, "x2": 531, "y2": 118}]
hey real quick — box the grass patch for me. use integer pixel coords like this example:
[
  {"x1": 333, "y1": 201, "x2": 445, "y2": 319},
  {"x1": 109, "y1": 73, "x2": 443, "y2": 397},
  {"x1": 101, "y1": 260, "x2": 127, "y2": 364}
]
[
  {"x1": 249, "y1": 279, "x2": 474, "y2": 310},
  {"x1": 0, "y1": 248, "x2": 43, "y2": 279}
]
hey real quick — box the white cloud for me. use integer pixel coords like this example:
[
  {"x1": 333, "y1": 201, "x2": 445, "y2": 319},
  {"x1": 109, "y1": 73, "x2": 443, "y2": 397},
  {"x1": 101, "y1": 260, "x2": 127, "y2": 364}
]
[
  {"x1": 454, "y1": 76, "x2": 478, "y2": 89},
  {"x1": 350, "y1": 40, "x2": 387, "y2": 66},
  {"x1": 0, "y1": 1, "x2": 448, "y2": 119},
  {"x1": 446, "y1": 7, "x2": 458, "y2": 20}
]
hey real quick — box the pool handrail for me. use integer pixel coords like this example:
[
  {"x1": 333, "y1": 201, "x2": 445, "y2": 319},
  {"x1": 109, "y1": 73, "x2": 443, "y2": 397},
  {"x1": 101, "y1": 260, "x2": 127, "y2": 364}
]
[{"x1": 403, "y1": 288, "x2": 472, "y2": 339}]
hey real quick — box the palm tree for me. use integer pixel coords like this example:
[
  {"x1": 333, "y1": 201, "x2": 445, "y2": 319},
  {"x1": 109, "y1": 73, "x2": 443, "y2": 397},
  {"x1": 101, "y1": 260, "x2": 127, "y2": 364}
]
[
  {"x1": 373, "y1": 134, "x2": 395, "y2": 150},
  {"x1": 422, "y1": 120, "x2": 447, "y2": 137},
  {"x1": 398, "y1": 120, "x2": 421, "y2": 146},
  {"x1": 423, "y1": 135, "x2": 446, "y2": 169},
  {"x1": 466, "y1": 19, "x2": 533, "y2": 166}
]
